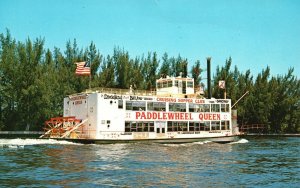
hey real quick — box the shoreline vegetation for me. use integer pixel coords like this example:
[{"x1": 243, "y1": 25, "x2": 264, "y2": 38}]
[{"x1": 0, "y1": 30, "x2": 299, "y2": 133}]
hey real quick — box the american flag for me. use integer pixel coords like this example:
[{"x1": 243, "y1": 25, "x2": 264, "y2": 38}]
[{"x1": 75, "y1": 61, "x2": 91, "y2": 76}]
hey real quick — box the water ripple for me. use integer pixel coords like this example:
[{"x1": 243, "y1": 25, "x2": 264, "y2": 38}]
[{"x1": 0, "y1": 137, "x2": 299, "y2": 187}]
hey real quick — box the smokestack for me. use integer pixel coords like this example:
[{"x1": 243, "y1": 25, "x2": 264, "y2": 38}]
[{"x1": 207, "y1": 57, "x2": 212, "y2": 99}]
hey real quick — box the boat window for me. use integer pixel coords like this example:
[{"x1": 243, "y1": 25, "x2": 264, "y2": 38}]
[
  {"x1": 118, "y1": 100, "x2": 123, "y2": 109},
  {"x1": 204, "y1": 122, "x2": 210, "y2": 131},
  {"x1": 211, "y1": 121, "x2": 220, "y2": 130},
  {"x1": 131, "y1": 122, "x2": 137, "y2": 132},
  {"x1": 211, "y1": 104, "x2": 220, "y2": 112},
  {"x1": 189, "y1": 122, "x2": 202, "y2": 131},
  {"x1": 149, "y1": 122, "x2": 154, "y2": 132},
  {"x1": 200, "y1": 123, "x2": 205, "y2": 131},
  {"x1": 126, "y1": 101, "x2": 146, "y2": 111},
  {"x1": 189, "y1": 104, "x2": 196, "y2": 112},
  {"x1": 147, "y1": 102, "x2": 166, "y2": 111},
  {"x1": 221, "y1": 104, "x2": 229, "y2": 112},
  {"x1": 167, "y1": 80, "x2": 172, "y2": 87},
  {"x1": 163, "y1": 81, "x2": 168, "y2": 88},
  {"x1": 175, "y1": 80, "x2": 179, "y2": 87},
  {"x1": 137, "y1": 122, "x2": 143, "y2": 132},
  {"x1": 189, "y1": 122, "x2": 194, "y2": 131},
  {"x1": 169, "y1": 103, "x2": 186, "y2": 112},
  {"x1": 167, "y1": 121, "x2": 188, "y2": 132},
  {"x1": 178, "y1": 122, "x2": 188, "y2": 131},
  {"x1": 125, "y1": 122, "x2": 131, "y2": 132},
  {"x1": 125, "y1": 121, "x2": 155, "y2": 132},
  {"x1": 157, "y1": 82, "x2": 162, "y2": 88},
  {"x1": 198, "y1": 104, "x2": 210, "y2": 112},
  {"x1": 167, "y1": 121, "x2": 173, "y2": 132},
  {"x1": 221, "y1": 121, "x2": 230, "y2": 130},
  {"x1": 187, "y1": 81, "x2": 193, "y2": 88},
  {"x1": 189, "y1": 103, "x2": 205, "y2": 112},
  {"x1": 126, "y1": 101, "x2": 132, "y2": 110}
]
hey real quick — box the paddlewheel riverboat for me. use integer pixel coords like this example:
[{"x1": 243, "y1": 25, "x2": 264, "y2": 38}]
[{"x1": 40, "y1": 74, "x2": 239, "y2": 144}]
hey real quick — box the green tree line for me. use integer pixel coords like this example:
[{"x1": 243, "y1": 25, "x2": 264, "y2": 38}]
[{"x1": 0, "y1": 30, "x2": 299, "y2": 133}]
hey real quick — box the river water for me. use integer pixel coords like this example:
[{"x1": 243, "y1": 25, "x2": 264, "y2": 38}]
[{"x1": 0, "y1": 137, "x2": 299, "y2": 187}]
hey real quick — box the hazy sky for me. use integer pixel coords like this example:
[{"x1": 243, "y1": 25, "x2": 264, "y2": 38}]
[{"x1": 1, "y1": 0, "x2": 299, "y2": 77}]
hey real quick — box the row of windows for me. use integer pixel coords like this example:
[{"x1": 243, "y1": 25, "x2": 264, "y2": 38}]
[
  {"x1": 157, "y1": 81, "x2": 194, "y2": 88},
  {"x1": 122, "y1": 100, "x2": 230, "y2": 112},
  {"x1": 125, "y1": 121, "x2": 155, "y2": 132},
  {"x1": 124, "y1": 121, "x2": 230, "y2": 132},
  {"x1": 167, "y1": 121, "x2": 230, "y2": 132}
]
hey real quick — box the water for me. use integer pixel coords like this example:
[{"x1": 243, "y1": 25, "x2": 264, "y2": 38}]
[{"x1": 0, "y1": 137, "x2": 299, "y2": 187}]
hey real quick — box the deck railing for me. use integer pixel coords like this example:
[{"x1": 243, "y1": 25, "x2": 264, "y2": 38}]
[
  {"x1": 84, "y1": 87, "x2": 156, "y2": 96},
  {"x1": 239, "y1": 124, "x2": 267, "y2": 134}
]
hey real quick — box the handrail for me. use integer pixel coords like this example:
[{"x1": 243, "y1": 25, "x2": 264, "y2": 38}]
[{"x1": 81, "y1": 87, "x2": 156, "y2": 96}]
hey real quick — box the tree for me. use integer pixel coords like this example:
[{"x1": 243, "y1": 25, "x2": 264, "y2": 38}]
[
  {"x1": 159, "y1": 52, "x2": 172, "y2": 77},
  {"x1": 191, "y1": 60, "x2": 202, "y2": 88},
  {"x1": 0, "y1": 30, "x2": 299, "y2": 133}
]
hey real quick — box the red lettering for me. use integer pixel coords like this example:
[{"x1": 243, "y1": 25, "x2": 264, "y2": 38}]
[
  {"x1": 195, "y1": 99, "x2": 205, "y2": 104},
  {"x1": 163, "y1": 113, "x2": 167, "y2": 120},
  {"x1": 198, "y1": 113, "x2": 220, "y2": 120},
  {"x1": 180, "y1": 113, "x2": 184, "y2": 120},
  {"x1": 185, "y1": 113, "x2": 189, "y2": 120},
  {"x1": 175, "y1": 113, "x2": 180, "y2": 120},
  {"x1": 168, "y1": 113, "x2": 174, "y2": 119},
  {"x1": 141, "y1": 112, "x2": 146, "y2": 119},
  {"x1": 199, "y1": 113, "x2": 203, "y2": 120},
  {"x1": 153, "y1": 112, "x2": 157, "y2": 119},
  {"x1": 147, "y1": 112, "x2": 152, "y2": 119},
  {"x1": 136, "y1": 112, "x2": 141, "y2": 119}
]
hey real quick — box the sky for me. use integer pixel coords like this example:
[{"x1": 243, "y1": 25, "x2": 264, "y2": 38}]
[{"x1": 0, "y1": 0, "x2": 299, "y2": 77}]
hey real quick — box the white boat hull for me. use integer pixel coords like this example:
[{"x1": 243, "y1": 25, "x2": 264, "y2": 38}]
[{"x1": 55, "y1": 135, "x2": 239, "y2": 144}]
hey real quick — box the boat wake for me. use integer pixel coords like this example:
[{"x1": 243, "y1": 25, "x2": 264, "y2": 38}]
[
  {"x1": 229, "y1": 138, "x2": 249, "y2": 144},
  {"x1": 0, "y1": 138, "x2": 81, "y2": 149},
  {"x1": 163, "y1": 140, "x2": 212, "y2": 147}
]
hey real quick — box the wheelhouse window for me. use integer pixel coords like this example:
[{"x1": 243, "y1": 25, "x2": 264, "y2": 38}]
[
  {"x1": 175, "y1": 80, "x2": 179, "y2": 87},
  {"x1": 169, "y1": 103, "x2": 186, "y2": 112},
  {"x1": 157, "y1": 82, "x2": 162, "y2": 88},
  {"x1": 167, "y1": 80, "x2": 172, "y2": 87},
  {"x1": 163, "y1": 81, "x2": 168, "y2": 88},
  {"x1": 147, "y1": 102, "x2": 166, "y2": 111},
  {"x1": 126, "y1": 101, "x2": 146, "y2": 111},
  {"x1": 187, "y1": 81, "x2": 193, "y2": 88}
]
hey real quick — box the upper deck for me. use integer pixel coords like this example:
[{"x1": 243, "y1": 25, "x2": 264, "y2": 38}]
[{"x1": 72, "y1": 75, "x2": 203, "y2": 99}]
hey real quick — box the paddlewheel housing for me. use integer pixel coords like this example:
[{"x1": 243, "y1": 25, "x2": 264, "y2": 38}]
[{"x1": 40, "y1": 116, "x2": 88, "y2": 139}]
